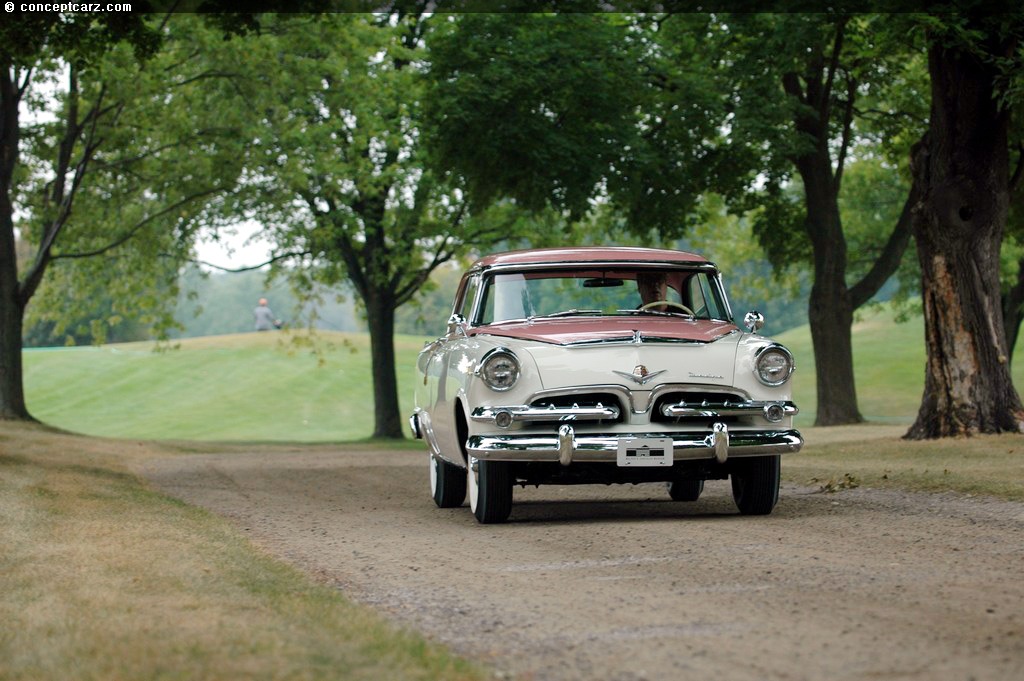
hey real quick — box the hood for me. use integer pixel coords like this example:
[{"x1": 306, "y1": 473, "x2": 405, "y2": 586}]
[
  {"x1": 471, "y1": 317, "x2": 739, "y2": 346},
  {"x1": 474, "y1": 318, "x2": 743, "y2": 390}
]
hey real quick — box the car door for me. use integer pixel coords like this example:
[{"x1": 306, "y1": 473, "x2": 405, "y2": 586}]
[{"x1": 428, "y1": 272, "x2": 482, "y2": 462}]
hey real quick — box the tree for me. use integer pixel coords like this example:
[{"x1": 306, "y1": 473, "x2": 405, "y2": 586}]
[
  {"x1": 1, "y1": 14, "x2": 161, "y2": 419},
  {"x1": 905, "y1": 13, "x2": 1024, "y2": 438},
  {"x1": 205, "y1": 13, "x2": 528, "y2": 438}
]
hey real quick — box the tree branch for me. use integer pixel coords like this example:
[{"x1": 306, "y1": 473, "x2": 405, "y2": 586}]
[
  {"x1": 189, "y1": 250, "x2": 310, "y2": 273},
  {"x1": 16, "y1": 66, "x2": 33, "y2": 99},
  {"x1": 21, "y1": 74, "x2": 108, "y2": 304},
  {"x1": 50, "y1": 186, "x2": 230, "y2": 261},
  {"x1": 852, "y1": 106, "x2": 927, "y2": 126},
  {"x1": 393, "y1": 200, "x2": 471, "y2": 305},
  {"x1": 1010, "y1": 141, "x2": 1024, "y2": 195},
  {"x1": 848, "y1": 180, "x2": 919, "y2": 310},
  {"x1": 819, "y1": 18, "x2": 848, "y2": 123},
  {"x1": 169, "y1": 70, "x2": 242, "y2": 89},
  {"x1": 833, "y1": 78, "x2": 857, "y2": 195},
  {"x1": 781, "y1": 71, "x2": 806, "y2": 105}
]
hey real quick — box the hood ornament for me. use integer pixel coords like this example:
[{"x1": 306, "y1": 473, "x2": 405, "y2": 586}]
[{"x1": 614, "y1": 364, "x2": 666, "y2": 385}]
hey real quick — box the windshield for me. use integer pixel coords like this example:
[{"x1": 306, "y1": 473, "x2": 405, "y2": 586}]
[{"x1": 477, "y1": 268, "x2": 730, "y2": 324}]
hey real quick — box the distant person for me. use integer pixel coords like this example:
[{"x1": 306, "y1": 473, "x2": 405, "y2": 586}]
[{"x1": 253, "y1": 298, "x2": 281, "y2": 331}]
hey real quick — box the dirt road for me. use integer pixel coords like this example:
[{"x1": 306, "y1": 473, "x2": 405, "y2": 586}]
[{"x1": 139, "y1": 446, "x2": 1024, "y2": 681}]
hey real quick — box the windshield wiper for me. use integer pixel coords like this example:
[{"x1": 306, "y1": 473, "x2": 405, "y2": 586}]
[
  {"x1": 533, "y1": 309, "x2": 603, "y2": 319},
  {"x1": 615, "y1": 308, "x2": 695, "y2": 319}
]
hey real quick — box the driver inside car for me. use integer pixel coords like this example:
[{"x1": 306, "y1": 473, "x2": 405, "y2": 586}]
[{"x1": 636, "y1": 272, "x2": 670, "y2": 312}]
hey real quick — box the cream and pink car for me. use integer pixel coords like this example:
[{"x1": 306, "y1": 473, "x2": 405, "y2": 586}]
[{"x1": 410, "y1": 247, "x2": 802, "y2": 523}]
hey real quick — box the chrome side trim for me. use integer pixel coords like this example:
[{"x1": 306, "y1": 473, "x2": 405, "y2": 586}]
[
  {"x1": 661, "y1": 400, "x2": 799, "y2": 419},
  {"x1": 466, "y1": 427, "x2": 803, "y2": 462}
]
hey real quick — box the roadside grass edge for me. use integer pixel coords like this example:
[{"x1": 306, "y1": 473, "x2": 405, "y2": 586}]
[{"x1": 0, "y1": 421, "x2": 483, "y2": 681}]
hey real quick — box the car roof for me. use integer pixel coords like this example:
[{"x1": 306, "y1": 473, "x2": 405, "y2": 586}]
[{"x1": 471, "y1": 246, "x2": 711, "y2": 270}]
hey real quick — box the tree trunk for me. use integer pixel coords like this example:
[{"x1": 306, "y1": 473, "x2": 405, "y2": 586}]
[
  {"x1": 0, "y1": 200, "x2": 30, "y2": 421},
  {"x1": 905, "y1": 36, "x2": 1024, "y2": 439},
  {"x1": 808, "y1": 279, "x2": 862, "y2": 425},
  {"x1": 798, "y1": 148, "x2": 864, "y2": 426},
  {"x1": 0, "y1": 67, "x2": 32, "y2": 421},
  {"x1": 364, "y1": 289, "x2": 405, "y2": 439}
]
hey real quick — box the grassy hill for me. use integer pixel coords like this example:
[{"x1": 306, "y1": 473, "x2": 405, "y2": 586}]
[
  {"x1": 23, "y1": 308, "x2": 1024, "y2": 441},
  {"x1": 24, "y1": 331, "x2": 432, "y2": 442}
]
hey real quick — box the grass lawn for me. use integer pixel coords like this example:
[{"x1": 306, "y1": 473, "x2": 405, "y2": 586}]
[
  {"x1": 789, "y1": 424, "x2": 1024, "y2": 502},
  {"x1": 0, "y1": 422, "x2": 482, "y2": 681},
  {"x1": 23, "y1": 330, "x2": 432, "y2": 442},
  {"x1": 23, "y1": 306, "x2": 1024, "y2": 441}
]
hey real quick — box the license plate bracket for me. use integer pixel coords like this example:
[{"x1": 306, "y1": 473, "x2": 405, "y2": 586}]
[{"x1": 616, "y1": 437, "x2": 673, "y2": 467}]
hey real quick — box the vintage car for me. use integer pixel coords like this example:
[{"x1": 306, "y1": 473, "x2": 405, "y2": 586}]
[{"x1": 410, "y1": 247, "x2": 802, "y2": 523}]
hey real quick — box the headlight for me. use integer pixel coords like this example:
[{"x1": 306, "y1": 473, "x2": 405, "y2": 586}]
[
  {"x1": 754, "y1": 345, "x2": 794, "y2": 386},
  {"x1": 479, "y1": 349, "x2": 520, "y2": 391}
]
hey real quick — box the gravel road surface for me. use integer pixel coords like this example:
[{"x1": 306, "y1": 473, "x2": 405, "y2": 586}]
[{"x1": 139, "y1": 446, "x2": 1024, "y2": 681}]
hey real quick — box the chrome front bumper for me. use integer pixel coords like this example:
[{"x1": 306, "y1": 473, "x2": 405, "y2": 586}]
[{"x1": 466, "y1": 423, "x2": 802, "y2": 465}]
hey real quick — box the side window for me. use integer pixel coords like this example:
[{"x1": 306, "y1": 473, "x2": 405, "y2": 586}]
[
  {"x1": 457, "y1": 275, "x2": 481, "y2": 322},
  {"x1": 687, "y1": 275, "x2": 709, "y2": 318},
  {"x1": 684, "y1": 273, "x2": 728, "y2": 319}
]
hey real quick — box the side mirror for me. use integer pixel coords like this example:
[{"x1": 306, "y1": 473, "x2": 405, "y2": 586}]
[
  {"x1": 744, "y1": 310, "x2": 765, "y2": 333},
  {"x1": 447, "y1": 313, "x2": 468, "y2": 336}
]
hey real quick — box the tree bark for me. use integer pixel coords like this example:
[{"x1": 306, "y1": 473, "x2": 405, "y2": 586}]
[
  {"x1": 0, "y1": 66, "x2": 32, "y2": 421},
  {"x1": 0, "y1": 194, "x2": 30, "y2": 421},
  {"x1": 905, "y1": 35, "x2": 1024, "y2": 439},
  {"x1": 801, "y1": 158, "x2": 864, "y2": 426},
  {"x1": 364, "y1": 289, "x2": 404, "y2": 439}
]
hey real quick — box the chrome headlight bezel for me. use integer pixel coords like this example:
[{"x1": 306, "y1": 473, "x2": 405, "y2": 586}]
[
  {"x1": 478, "y1": 347, "x2": 521, "y2": 392},
  {"x1": 754, "y1": 344, "x2": 795, "y2": 387}
]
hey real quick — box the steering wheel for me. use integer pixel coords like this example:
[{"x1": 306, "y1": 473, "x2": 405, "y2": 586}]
[{"x1": 639, "y1": 300, "x2": 695, "y2": 315}]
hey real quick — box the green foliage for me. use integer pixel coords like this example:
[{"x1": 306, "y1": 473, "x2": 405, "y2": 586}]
[
  {"x1": 425, "y1": 13, "x2": 734, "y2": 235},
  {"x1": 15, "y1": 15, "x2": 253, "y2": 345},
  {"x1": 681, "y1": 194, "x2": 808, "y2": 332},
  {"x1": 839, "y1": 157, "x2": 920, "y2": 317},
  {"x1": 0, "y1": 11, "x2": 161, "y2": 66},
  {"x1": 192, "y1": 13, "x2": 530, "y2": 306},
  {"x1": 426, "y1": 13, "x2": 643, "y2": 219}
]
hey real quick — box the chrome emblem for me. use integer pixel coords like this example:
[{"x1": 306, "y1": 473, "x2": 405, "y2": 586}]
[{"x1": 614, "y1": 364, "x2": 666, "y2": 385}]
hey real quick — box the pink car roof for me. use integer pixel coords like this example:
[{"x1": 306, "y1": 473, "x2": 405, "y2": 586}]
[{"x1": 472, "y1": 246, "x2": 711, "y2": 270}]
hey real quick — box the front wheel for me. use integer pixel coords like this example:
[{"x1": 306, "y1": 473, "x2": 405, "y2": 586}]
[
  {"x1": 730, "y1": 455, "x2": 780, "y2": 515},
  {"x1": 430, "y1": 452, "x2": 467, "y2": 508},
  {"x1": 468, "y1": 458, "x2": 513, "y2": 524}
]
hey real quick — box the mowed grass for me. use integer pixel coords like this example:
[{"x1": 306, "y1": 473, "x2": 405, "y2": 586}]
[
  {"x1": 790, "y1": 424, "x2": 1024, "y2": 502},
  {"x1": 23, "y1": 307, "x2": 1024, "y2": 439},
  {"x1": 0, "y1": 422, "x2": 482, "y2": 681},
  {"x1": 24, "y1": 330, "x2": 432, "y2": 441}
]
